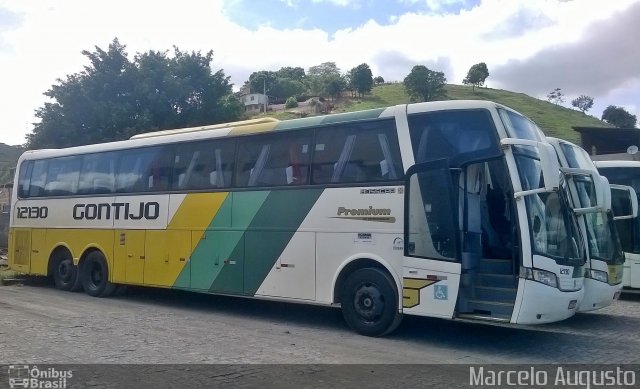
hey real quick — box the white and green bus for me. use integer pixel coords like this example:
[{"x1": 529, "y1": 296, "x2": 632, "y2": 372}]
[
  {"x1": 594, "y1": 160, "x2": 640, "y2": 290},
  {"x1": 10, "y1": 100, "x2": 586, "y2": 336},
  {"x1": 548, "y1": 138, "x2": 635, "y2": 310}
]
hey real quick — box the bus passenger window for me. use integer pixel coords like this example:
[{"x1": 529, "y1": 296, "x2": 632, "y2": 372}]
[
  {"x1": 29, "y1": 160, "x2": 48, "y2": 197},
  {"x1": 115, "y1": 147, "x2": 168, "y2": 193},
  {"x1": 78, "y1": 152, "x2": 117, "y2": 195},
  {"x1": 235, "y1": 132, "x2": 311, "y2": 188},
  {"x1": 17, "y1": 160, "x2": 33, "y2": 198},
  {"x1": 44, "y1": 156, "x2": 81, "y2": 196},
  {"x1": 311, "y1": 119, "x2": 402, "y2": 184},
  {"x1": 172, "y1": 139, "x2": 235, "y2": 190}
]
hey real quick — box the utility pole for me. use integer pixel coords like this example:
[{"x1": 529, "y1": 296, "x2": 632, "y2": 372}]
[{"x1": 263, "y1": 77, "x2": 268, "y2": 113}]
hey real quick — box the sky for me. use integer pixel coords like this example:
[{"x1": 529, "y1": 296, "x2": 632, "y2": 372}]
[{"x1": 0, "y1": 0, "x2": 639, "y2": 146}]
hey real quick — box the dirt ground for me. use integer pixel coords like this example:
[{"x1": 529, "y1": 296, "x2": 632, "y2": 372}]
[{"x1": 1, "y1": 279, "x2": 640, "y2": 387}]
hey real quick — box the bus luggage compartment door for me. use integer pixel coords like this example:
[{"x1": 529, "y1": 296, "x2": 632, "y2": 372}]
[
  {"x1": 114, "y1": 230, "x2": 145, "y2": 285},
  {"x1": 10, "y1": 229, "x2": 31, "y2": 273}
]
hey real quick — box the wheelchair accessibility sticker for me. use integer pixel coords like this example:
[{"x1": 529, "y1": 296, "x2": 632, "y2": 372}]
[{"x1": 434, "y1": 284, "x2": 448, "y2": 300}]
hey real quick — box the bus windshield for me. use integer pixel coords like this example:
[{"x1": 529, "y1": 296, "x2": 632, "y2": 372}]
[
  {"x1": 513, "y1": 148, "x2": 584, "y2": 265},
  {"x1": 559, "y1": 143, "x2": 624, "y2": 264},
  {"x1": 598, "y1": 166, "x2": 640, "y2": 255},
  {"x1": 499, "y1": 110, "x2": 584, "y2": 266}
]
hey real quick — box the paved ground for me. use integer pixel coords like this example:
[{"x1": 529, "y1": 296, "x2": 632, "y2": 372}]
[{"x1": 1, "y1": 279, "x2": 640, "y2": 365}]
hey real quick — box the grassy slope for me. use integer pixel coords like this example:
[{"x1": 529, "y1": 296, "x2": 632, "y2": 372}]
[{"x1": 332, "y1": 83, "x2": 609, "y2": 143}]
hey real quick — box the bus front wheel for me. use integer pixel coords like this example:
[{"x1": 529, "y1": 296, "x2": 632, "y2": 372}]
[
  {"x1": 340, "y1": 267, "x2": 402, "y2": 337},
  {"x1": 51, "y1": 249, "x2": 82, "y2": 292},
  {"x1": 80, "y1": 251, "x2": 116, "y2": 297}
]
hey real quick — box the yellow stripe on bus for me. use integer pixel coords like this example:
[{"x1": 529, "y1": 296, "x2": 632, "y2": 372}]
[
  {"x1": 228, "y1": 122, "x2": 279, "y2": 136},
  {"x1": 150, "y1": 192, "x2": 230, "y2": 286}
]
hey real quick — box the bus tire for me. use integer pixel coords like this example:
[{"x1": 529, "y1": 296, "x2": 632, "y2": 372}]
[
  {"x1": 340, "y1": 267, "x2": 402, "y2": 337},
  {"x1": 80, "y1": 251, "x2": 116, "y2": 297},
  {"x1": 51, "y1": 249, "x2": 82, "y2": 292}
]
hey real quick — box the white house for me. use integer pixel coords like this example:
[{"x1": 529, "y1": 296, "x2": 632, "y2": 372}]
[{"x1": 242, "y1": 93, "x2": 268, "y2": 113}]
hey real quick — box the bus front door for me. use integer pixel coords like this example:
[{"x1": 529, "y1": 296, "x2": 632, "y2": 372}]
[{"x1": 403, "y1": 161, "x2": 461, "y2": 319}]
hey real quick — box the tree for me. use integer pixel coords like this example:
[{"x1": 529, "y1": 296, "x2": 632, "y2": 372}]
[
  {"x1": 325, "y1": 75, "x2": 347, "y2": 100},
  {"x1": 602, "y1": 105, "x2": 637, "y2": 128},
  {"x1": 462, "y1": 62, "x2": 489, "y2": 92},
  {"x1": 374, "y1": 76, "x2": 385, "y2": 84},
  {"x1": 571, "y1": 95, "x2": 594, "y2": 113},
  {"x1": 307, "y1": 62, "x2": 341, "y2": 79},
  {"x1": 348, "y1": 63, "x2": 374, "y2": 98},
  {"x1": 247, "y1": 69, "x2": 306, "y2": 102},
  {"x1": 271, "y1": 78, "x2": 305, "y2": 102},
  {"x1": 403, "y1": 65, "x2": 447, "y2": 102},
  {"x1": 306, "y1": 62, "x2": 344, "y2": 98},
  {"x1": 547, "y1": 88, "x2": 565, "y2": 105},
  {"x1": 248, "y1": 70, "x2": 277, "y2": 96},
  {"x1": 275, "y1": 66, "x2": 305, "y2": 81},
  {"x1": 28, "y1": 38, "x2": 242, "y2": 148}
]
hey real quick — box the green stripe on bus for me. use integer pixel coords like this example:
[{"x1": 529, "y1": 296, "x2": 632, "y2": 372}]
[
  {"x1": 272, "y1": 108, "x2": 385, "y2": 131},
  {"x1": 273, "y1": 116, "x2": 325, "y2": 131},
  {"x1": 318, "y1": 108, "x2": 385, "y2": 125},
  {"x1": 173, "y1": 191, "x2": 270, "y2": 290},
  {"x1": 209, "y1": 188, "x2": 323, "y2": 295}
]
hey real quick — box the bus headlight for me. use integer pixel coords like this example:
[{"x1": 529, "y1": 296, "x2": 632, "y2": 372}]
[
  {"x1": 589, "y1": 269, "x2": 608, "y2": 283},
  {"x1": 520, "y1": 267, "x2": 559, "y2": 288}
]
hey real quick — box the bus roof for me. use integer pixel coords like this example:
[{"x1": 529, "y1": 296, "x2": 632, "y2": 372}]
[
  {"x1": 129, "y1": 117, "x2": 281, "y2": 139},
  {"x1": 19, "y1": 100, "x2": 508, "y2": 162}
]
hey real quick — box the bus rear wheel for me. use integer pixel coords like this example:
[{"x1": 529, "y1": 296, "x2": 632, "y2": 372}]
[
  {"x1": 80, "y1": 251, "x2": 116, "y2": 297},
  {"x1": 340, "y1": 267, "x2": 402, "y2": 337},
  {"x1": 52, "y1": 250, "x2": 82, "y2": 292}
]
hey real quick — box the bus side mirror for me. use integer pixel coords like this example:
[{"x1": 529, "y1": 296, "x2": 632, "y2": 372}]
[
  {"x1": 539, "y1": 143, "x2": 560, "y2": 193},
  {"x1": 560, "y1": 168, "x2": 609, "y2": 214},
  {"x1": 610, "y1": 184, "x2": 639, "y2": 220},
  {"x1": 599, "y1": 175, "x2": 611, "y2": 212}
]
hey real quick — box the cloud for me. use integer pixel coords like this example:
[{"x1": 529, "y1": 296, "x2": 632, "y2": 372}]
[
  {"x1": 1, "y1": 0, "x2": 639, "y2": 144},
  {"x1": 311, "y1": 0, "x2": 359, "y2": 7},
  {"x1": 0, "y1": 5, "x2": 22, "y2": 51},
  {"x1": 491, "y1": 2, "x2": 640, "y2": 98},
  {"x1": 425, "y1": 0, "x2": 471, "y2": 12},
  {"x1": 370, "y1": 51, "x2": 418, "y2": 81},
  {"x1": 482, "y1": 6, "x2": 555, "y2": 40}
]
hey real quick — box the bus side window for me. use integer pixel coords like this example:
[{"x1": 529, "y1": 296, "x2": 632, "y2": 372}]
[
  {"x1": 115, "y1": 147, "x2": 166, "y2": 193},
  {"x1": 312, "y1": 119, "x2": 402, "y2": 184},
  {"x1": 147, "y1": 147, "x2": 173, "y2": 191},
  {"x1": 17, "y1": 160, "x2": 34, "y2": 198},
  {"x1": 235, "y1": 132, "x2": 310, "y2": 188},
  {"x1": 79, "y1": 152, "x2": 117, "y2": 195},
  {"x1": 29, "y1": 160, "x2": 48, "y2": 197},
  {"x1": 172, "y1": 139, "x2": 235, "y2": 190}
]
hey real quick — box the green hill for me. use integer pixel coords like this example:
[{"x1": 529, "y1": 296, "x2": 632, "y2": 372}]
[
  {"x1": 0, "y1": 143, "x2": 23, "y2": 185},
  {"x1": 0, "y1": 84, "x2": 608, "y2": 184},
  {"x1": 330, "y1": 83, "x2": 609, "y2": 143}
]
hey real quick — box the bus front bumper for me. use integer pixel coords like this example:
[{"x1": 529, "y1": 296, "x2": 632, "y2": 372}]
[
  {"x1": 577, "y1": 278, "x2": 622, "y2": 312},
  {"x1": 514, "y1": 279, "x2": 583, "y2": 324}
]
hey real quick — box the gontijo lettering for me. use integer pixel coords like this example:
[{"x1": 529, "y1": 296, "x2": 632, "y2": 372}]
[{"x1": 72, "y1": 202, "x2": 160, "y2": 220}]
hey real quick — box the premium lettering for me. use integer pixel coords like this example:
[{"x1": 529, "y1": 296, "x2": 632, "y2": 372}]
[
  {"x1": 73, "y1": 202, "x2": 160, "y2": 220},
  {"x1": 337, "y1": 206, "x2": 391, "y2": 216}
]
